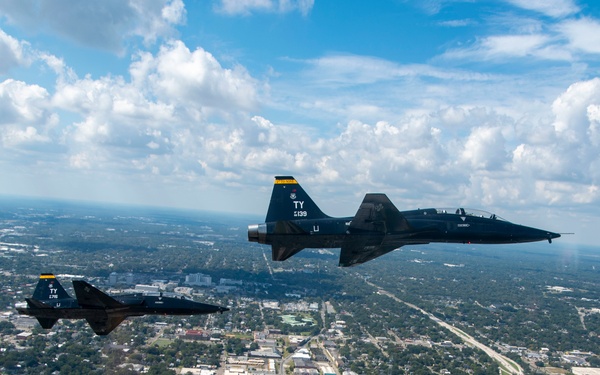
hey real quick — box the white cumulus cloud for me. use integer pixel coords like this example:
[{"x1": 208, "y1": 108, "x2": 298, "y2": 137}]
[
  {"x1": 0, "y1": 28, "x2": 31, "y2": 73},
  {"x1": 130, "y1": 41, "x2": 258, "y2": 114},
  {"x1": 506, "y1": 0, "x2": 579, "y2": 18},
  {"x1": 0, "y1": 0, "x2": 186, "y2": 53},
  {"x1": 215, "y1": 0, "x2": 314, "y2": 16},
  {"x1": 558, "y1": 17, "x2": 600, "y2": 54}
]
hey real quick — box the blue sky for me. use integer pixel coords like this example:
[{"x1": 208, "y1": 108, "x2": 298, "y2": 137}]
[{"x1": 1, "y1": 0, "x2": 600, "y2": 246}]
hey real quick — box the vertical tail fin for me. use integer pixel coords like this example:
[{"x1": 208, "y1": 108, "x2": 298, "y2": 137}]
[
  {"x1": 31, "y1": 274, "x2": 72, "y2": 305},
  {"x1": 265, "y1": 176, "x2": 330, "y2": 222}
]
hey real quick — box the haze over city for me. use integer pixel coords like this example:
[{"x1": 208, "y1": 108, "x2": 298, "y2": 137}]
[{"x1": 1, "y1": 0, "x2": 599, "y2": 245}]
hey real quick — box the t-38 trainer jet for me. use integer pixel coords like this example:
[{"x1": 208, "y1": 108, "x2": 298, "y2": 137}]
[
  {"x1": 16, "y1": 274, "x2": 229, "y2": 335},
  {"x1": 248, "y1": 176, "x2": 561, "y2": 267}
]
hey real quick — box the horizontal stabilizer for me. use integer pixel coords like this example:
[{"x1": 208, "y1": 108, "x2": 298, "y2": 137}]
[
  {"x1": 25, "y1": 298, "x2": 53, "y2": 309},
  {"x1": 73, "y1": 280, "x2": 124, "y2": 309},
  {"x1": 272, "y1": 243, "x2": 305, "y2": 261},
  {"x1": 273, "y1": 220, "x2": 307, "y2": 235},
  {"x1": 86, "y1": 316, "x2": 126, "y2": 335},
  {"x1": 36, "y1": 317, "x2": 59, "y2": 329},
  {"x1": 271, "y1": 221, "x2": 307, "y2": 261}
]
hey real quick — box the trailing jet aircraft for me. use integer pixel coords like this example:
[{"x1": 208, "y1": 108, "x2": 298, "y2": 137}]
[
  {"x1": 16, "y1": 274, "x2": 229, "y2": 335},
  {"x1": 248, "y1": 176, "x2": 561, "y2": 267}
]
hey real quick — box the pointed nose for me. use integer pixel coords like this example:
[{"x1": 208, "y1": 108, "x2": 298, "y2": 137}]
[
  {"x1": 213, "y1": 306, "x2": 229, "y2": 314},
  {"x1": 548, "y1": 231, "x2": 561, "y2": 243},
  {"x1": 512, "y1": 224, "x2": 561, "y2": 244},
  {"x1": 529, "y1": 228, "x2": 560, "y2": 243},
  {"x1": 208, "y1": 304, "x2": 229, "y2": 313}
]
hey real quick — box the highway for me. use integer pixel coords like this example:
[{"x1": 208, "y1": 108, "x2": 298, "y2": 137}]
[{"x1": 365, "y1": 279, "x2": 524, "y2": 375}]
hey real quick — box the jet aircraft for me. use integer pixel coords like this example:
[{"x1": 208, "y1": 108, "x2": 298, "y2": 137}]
[
  {"x1": 16, "y1": 274, "x2": 229, "y2": 335},
  {"x1": 248, "y1": 176, "x2": 561, "y2": 267}
]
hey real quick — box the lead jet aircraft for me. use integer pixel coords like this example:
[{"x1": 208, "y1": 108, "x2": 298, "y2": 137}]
[
  {"x1": 248, "y1": 176, "x2": 561, "y2": 267},
  {"x1": 16, "y1": 274, "x2": 229, "y2": 335}
]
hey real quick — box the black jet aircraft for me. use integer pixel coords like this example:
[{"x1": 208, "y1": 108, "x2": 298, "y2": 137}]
[
  {"x1": 16, "y1": 274, "x2": 229, "y2": 335},
  {"x1": 248, "y1": 176, "x2": 561, "y2": 267}
]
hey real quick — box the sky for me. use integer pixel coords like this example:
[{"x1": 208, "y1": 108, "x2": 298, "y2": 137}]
[{"x1": 1, "y1": 0, "x2": 599, "y2": 246}]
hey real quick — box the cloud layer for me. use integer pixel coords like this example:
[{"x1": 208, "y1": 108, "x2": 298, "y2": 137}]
[
  {"x1": 0, "y1": 0, "x2": 186, "y2": 52},
  {"x1": 0, "y1": 0, "x2": 599, "y2": 243},
  {"x1": 2, "y1": 40, "x2": 598, "y2": 207}
]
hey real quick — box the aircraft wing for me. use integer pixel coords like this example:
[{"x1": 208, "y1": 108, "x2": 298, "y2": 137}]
[
  {"x1": 338, "y1": 194, "x2": 411, "y2": 266},
  {"x1": 72, "y1": 280, "x2": 124, "y2": 309},
  {"x1": 85, "y1": 316, "x2": 126, "y2": 335},
  {"x1": 339, "y1": 241, "x2": 400, "y2": 267},
  {"x1": 348, "y1": 193, "x2": 411, "y2": 233}
]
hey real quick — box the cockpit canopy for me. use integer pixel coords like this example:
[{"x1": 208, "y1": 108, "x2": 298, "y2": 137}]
[{"x1": 435, "y1": 208, "x2": 508, "y2": 221}]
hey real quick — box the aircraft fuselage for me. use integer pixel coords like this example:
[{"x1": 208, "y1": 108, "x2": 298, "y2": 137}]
[
  {"x1": 248, "y1": 176, "x2": 561, "y2": 266},
  {"x1": 20, "y1": 294, "x2": 226, "y2": 318},
  {"x1": 16, "y1": 274, "x2": 229, "y2": 335},
  {"x1": 250, "y1": 207, "x2": 558, "y2": 248}
]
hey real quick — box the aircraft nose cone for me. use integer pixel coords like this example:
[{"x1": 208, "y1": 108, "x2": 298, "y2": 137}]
[
  {"x1": 215, "y1": 306, "x2": 229, "y2": 314},
  {"x1": 547, "y1": 231, "x2": 561, "y2": 243},
  {"x1": 515, "y1": 225, "x2": 561, "y2": 244}
]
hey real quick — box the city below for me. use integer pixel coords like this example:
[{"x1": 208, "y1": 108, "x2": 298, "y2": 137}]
[{"x1": 0, "y1": 197, "x2": 598, "y2": 375}]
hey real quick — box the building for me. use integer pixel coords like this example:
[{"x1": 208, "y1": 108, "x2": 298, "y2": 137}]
[
  {"x1": 248, "y1": 348, "x2": 282, "y2": 359},
  {"x1": 16, "y1": 332, "x2": 33, "y2": 340},
  {"x1": 572, "y1": 369, "x2": 600, "y2": 375},
  {"x1": 179, "y1": 369, "x2": 216, "y2": 375},
  {"x1": 135, "y1": 284, "x2": 159, "y2": 293},
  {"x1": 263, "y1": 301, "x2": 280, "y2": 310},
  {"x1": 293, "y1": 357, "x2": 319, "y2": 375},
  {"x1": 220, "y1": 278, "x2": 243, "y2": 286},
  {"x1": 182, "y1": 330, "x2": 211, "y2": 341},
  {"x1": 255, "y1": 338, "x2": 277, "y2": 348},
  {"x1": 186, "y1": 273, "x2": 212, "y2": 286}
]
